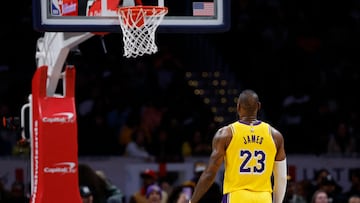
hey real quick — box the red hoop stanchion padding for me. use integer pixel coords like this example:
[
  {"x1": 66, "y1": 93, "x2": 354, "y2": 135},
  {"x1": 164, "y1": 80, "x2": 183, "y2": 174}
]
[{"x1": 118, "y1": 6, "x2": 168, "y2": 58}]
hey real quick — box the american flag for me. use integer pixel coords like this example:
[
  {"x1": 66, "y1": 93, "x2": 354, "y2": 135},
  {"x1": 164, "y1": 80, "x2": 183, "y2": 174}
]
[{"x1": 193, "y1": 2, "x2": 215, "y2": 16}]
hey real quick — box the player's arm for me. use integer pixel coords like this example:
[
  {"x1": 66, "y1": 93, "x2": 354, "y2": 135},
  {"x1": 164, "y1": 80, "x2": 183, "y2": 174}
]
[
  {"x1": 271, "y1": 127, "x2": 287, "y2": 203},
  {"x1": 190, "y1": 126, "x2": 231, "y2": 203}
]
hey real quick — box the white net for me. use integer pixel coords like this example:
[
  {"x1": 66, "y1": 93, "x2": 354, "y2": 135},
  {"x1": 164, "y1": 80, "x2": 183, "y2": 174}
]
[{"x1": 118, "y1": 6, "x2": 168, "y2": 58}]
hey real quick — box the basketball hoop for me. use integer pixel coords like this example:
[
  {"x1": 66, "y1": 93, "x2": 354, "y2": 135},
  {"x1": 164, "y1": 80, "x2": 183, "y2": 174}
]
[{"x1": 118, "y1": 6, "x2": 168, "y2": 58}]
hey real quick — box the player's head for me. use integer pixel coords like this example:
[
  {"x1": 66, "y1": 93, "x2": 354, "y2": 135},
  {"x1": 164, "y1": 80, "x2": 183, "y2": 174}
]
[
  {"x1": 348, "y1": 195, "x2": 360, "y2": 203},
  {"x1": 79, "y1": 185, "x2": 93, "y2": 203},
  {"x1": 237, "y1": 89, "x2": 261, "y2": 118},
  {"x1": 146, "y1": 184, "x2": 162, "y2": 202},
  {"x1": 141, "y1": 169, "x2": 157, "y2": 187}
]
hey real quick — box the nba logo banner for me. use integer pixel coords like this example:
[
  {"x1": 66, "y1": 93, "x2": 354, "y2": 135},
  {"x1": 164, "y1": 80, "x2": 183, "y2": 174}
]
[
  {"x1": 193, "y1": 2, "x2": 215, "y2": 16},
  {"x1": 51, "y1": 0, "x2": 78, "y2": 16}
]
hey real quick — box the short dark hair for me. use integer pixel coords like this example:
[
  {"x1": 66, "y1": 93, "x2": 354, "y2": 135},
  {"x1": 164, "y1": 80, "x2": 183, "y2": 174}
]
[{"x1": 238, "y1": 89, "x2": 259, "y2": 112}]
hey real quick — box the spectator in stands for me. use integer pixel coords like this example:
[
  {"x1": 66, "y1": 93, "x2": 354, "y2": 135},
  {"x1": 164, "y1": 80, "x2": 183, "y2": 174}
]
[
  {"x1": 318, "y1": 175, "x2": 346, "y2": 203},
  {"x1": 166, "y1": 183, "x2": 194, "y2": 203},
  {"x1": 129, "y1": 169, "x2": 168, "y2": 203},
  {"x1": 139, "y1": 102, "x2": 163, "y2": 144},
  {"x1": 125, "y1": 128, "x2": 154, "y2": 162},
  {"x1": 181, "y1": 129, "x2": 211, "y2": 157},
  {"x1": 80, "y1": 185, "x2": 94, "y2": 203},
  {"x1": 146, "y1": 184, "x2": 162, "y2": 203},
  {"x1": 311, "y1": 189, "x2": 329, "y2": 203},
  {"x1": 345, "y1": 169, "x2": 360, "y2": 200},
  {"x1": 285, "y1": 177, "x2": 308, "y2": 203},
  {"x1": 0, "y1": 104, "x2": 18, "y2": 155},
  {"x1": 8, "y1": 181, "x2": 28, "y2": 203},
  {"x1": 348, "y1": 195, "x2": 360, "y2": 203},
  {"x1": 95, "y1": 170, "x2": 124, "y2": 203},
  {"x1": 327, "y1": 121, "x2": 357, "y2": 157},
  {"x1": 78, "y1": 163, "x2": 124, "y2": 203},
  {"x1": 278, "y1": 88, "x2": 311, "y2": 153},
  {"x1": 0, "y1": 180, "x2": 12, "y2": 202},
  {"x1": 186, "y1": 161, "x2": 222, "y2": 203},
  {"x1": 309, "y1": 169, "x2": 331, "y2": 201},
  {"x1": 150, "y1": 125, "x2": 183, "y2": 162},
  {"x1": 158, "y1": 176, "x2": 175, "y2": 199},
  {"x1": 118, "y1": 111, "x2": 140, "y2": 155}
]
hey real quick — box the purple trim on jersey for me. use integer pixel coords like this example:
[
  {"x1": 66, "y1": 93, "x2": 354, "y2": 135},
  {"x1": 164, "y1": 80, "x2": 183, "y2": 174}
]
[
  {"x1": 222, "y1": 193, "x2": 229, "y2": 203},
  {"x1": 238, "y1": 120, "x2": 262, "y2": 126}
]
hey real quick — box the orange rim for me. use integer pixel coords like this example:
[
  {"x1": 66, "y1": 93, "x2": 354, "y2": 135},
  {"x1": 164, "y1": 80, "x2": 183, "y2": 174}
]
[{"x1": 118, "y1": 6, "x2": 168, "y2": 27}]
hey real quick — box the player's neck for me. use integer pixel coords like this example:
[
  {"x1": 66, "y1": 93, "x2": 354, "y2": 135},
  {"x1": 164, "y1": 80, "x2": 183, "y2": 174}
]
[{"x1": 239, "y1": 116, "x2": 258, "y2": 124}]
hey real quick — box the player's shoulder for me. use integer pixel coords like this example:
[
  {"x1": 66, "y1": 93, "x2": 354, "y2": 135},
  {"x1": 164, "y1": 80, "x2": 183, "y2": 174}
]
[
  {"x1": 213, "y1": 125, "x2": 233, "y2": 147},
  {"x1": 269, "y1": 125, "x2": 282, "y2": 135},
  {"x1": 262, "y1": 121, "x2": 281, "y2": 134},
  {"x1": 218, "y1": 124, "x2": 232, "y2": 133},
  {"x1": 214, "y1": 125, "x2": 232, "y2": 140},
  {"x1": 268, "y1": 124, "x2": 284, "y2": 144}
]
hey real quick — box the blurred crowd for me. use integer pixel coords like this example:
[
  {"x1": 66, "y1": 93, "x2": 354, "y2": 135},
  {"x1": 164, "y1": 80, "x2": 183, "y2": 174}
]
[
  {"x1": 1, "y1": 0, "x2": 360, "y2": 158},
  {"x1": 284, "y1": 168, "x2": 360, "y2": 203},
  {"x1": 1, "y1": 162, "x2": 359, "y2": 203}
]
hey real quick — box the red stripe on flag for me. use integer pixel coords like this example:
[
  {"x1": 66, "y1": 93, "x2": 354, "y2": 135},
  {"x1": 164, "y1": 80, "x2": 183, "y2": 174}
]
[{"x1": 193, "y1": 2, "x2": 214, "y2": 16}]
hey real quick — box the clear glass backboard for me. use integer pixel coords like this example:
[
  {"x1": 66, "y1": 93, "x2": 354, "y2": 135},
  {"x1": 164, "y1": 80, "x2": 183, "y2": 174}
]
[{"x1": 32, "y1": 0, "x2": 230, "y2": 32}]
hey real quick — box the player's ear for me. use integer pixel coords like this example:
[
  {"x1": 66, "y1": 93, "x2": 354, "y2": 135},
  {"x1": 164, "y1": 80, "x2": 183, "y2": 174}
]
[{"x1": 257, "y1": 102, "x2": 261, "y2": 111}]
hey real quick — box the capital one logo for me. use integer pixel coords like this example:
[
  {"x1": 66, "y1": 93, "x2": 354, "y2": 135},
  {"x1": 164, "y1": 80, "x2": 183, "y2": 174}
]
[
  {"x1": 44, "y1": 162, "x2": 77, "y2": 174},
  {"x1": 42, "y1": 112, "x2": 75, "y2": 123}
]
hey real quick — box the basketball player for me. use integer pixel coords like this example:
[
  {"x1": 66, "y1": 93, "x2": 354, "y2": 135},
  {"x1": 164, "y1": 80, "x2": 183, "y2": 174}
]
[{"x1": 189, "y1": 89, "x2": 287, "y2": 203}]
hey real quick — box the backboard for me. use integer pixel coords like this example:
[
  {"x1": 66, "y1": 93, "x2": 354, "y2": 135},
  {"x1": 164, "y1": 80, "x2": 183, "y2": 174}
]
[{"x1": 32, "y1": 0, "x2": 230, "y2": 33}]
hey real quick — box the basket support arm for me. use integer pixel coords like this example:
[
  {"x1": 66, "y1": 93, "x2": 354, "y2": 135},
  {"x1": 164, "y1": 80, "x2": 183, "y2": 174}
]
[{"x1": 35, "y1": 32, "x2": 94, "y2": 96}]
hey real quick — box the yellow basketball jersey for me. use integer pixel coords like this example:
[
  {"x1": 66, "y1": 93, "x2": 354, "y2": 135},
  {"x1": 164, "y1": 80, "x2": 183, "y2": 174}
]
[{"x1": 223, "y1": 120, "x2": 277, "y2": 195}]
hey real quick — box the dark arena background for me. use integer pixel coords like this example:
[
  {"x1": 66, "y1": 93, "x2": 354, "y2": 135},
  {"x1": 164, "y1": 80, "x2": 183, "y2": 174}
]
[{"x1": 0, "y1": 1, "x2": 360, "y2": 203}]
